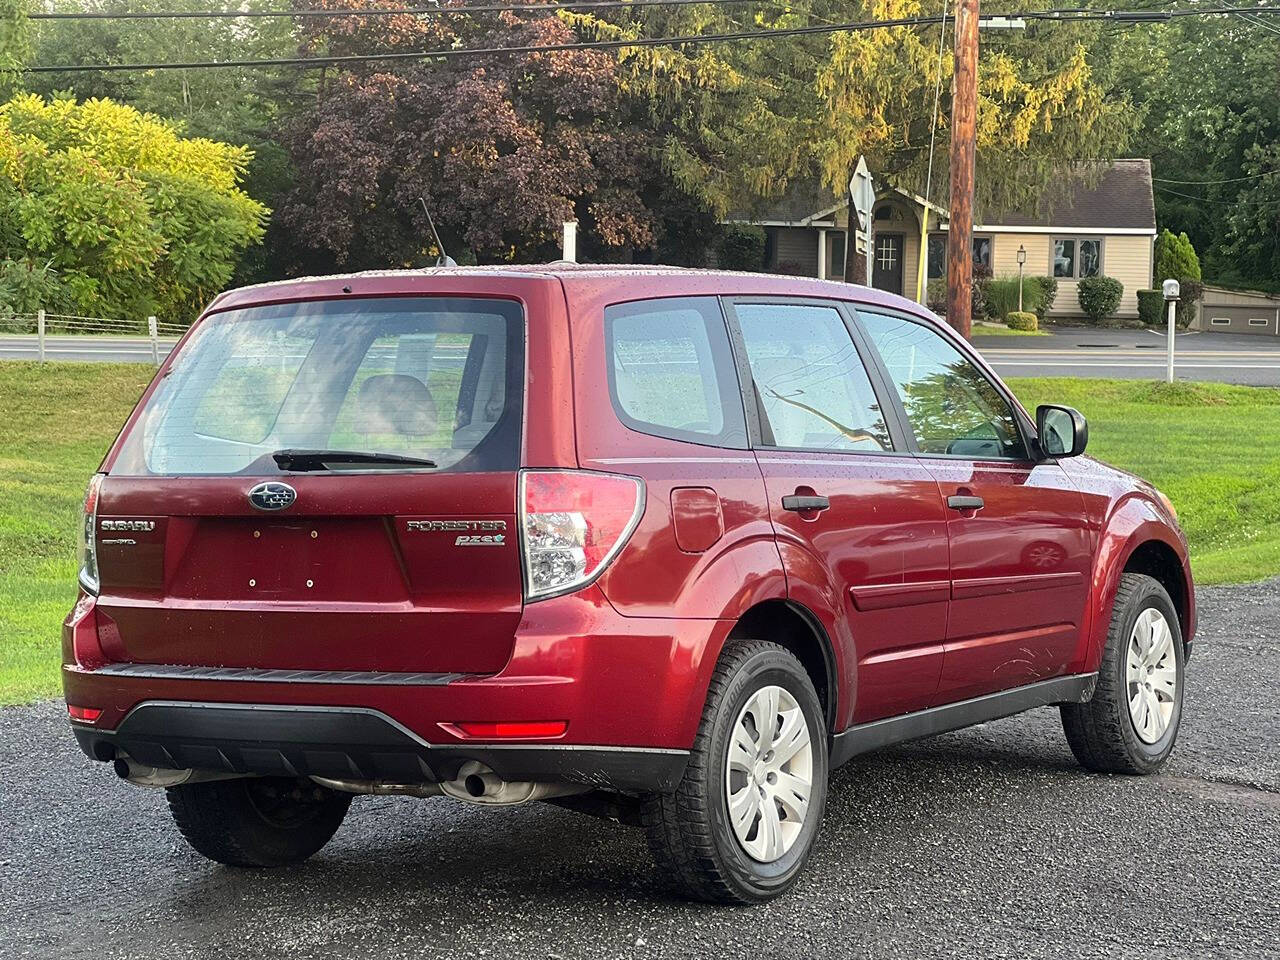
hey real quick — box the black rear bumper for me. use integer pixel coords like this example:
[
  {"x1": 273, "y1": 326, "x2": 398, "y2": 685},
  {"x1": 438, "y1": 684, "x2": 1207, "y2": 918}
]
[{"x1": 72, "y1": 701, "x2": 688, "y2": 794}]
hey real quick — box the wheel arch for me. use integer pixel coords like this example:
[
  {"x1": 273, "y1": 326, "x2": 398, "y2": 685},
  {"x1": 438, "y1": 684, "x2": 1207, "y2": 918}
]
[
  {"x1": 1085, "y1": 495, "x2": 1195, "y2": 673},
  {"x1": 1122, "y1": 539, "x2": 1192, "y2": 647},
  {"x1": 726, "y1": 599, "x2": 838, "y2": 732}
]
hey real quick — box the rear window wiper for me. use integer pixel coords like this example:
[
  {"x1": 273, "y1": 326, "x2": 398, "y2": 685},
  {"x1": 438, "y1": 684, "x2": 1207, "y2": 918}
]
[{"x1": 271, "y1": 448, "x2": 438, "y2": 471}]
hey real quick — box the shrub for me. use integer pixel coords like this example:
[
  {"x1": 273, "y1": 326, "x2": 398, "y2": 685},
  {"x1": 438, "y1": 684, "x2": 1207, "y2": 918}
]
[
  {"x1": 1077, "y1": 275, "x2": 1124, "y2": 324},
  {"x1": 1154, "y1": 229, "x2": 1203, "y2": 326},
  {"x1": 718, "y1": 225, "x2": 766, "y2": 271},
  {"x1": 1028, "y1": 275, "x2": 1058, "y2": 321},
  {"x1": 1005, "y1": 311, "x2": 1038, "y2": 331},
  {"x1": 972, "y1": 262, "x2": 992, "y2": 323},
  {"x1": 1177, "y1": 279, "x2": 1204, "y2": 327},
  {"x1": 1136, "y1": 289, "x2": 1164, "y2": 327},
  {"x1": 926, "y1": 278, "x2": 946, "y2": 314},
  {"x1": 985, "y1": 275, "x2": 1042, "y2": 320}
]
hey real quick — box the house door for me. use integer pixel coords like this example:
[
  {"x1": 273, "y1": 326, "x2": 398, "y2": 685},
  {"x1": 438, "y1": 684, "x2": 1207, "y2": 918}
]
[{"x1": 872, "y1": 234, "x2": 904, "y2": 294}]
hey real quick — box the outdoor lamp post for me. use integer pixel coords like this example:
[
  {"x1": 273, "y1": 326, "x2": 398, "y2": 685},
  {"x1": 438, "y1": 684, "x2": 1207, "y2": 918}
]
[
  {"x1": 1163, "y1": 278, "x2": 1181, "y2": 384},
  {"x1": 1017, "y1": 245, "x2": 1027, "y2": 313}
]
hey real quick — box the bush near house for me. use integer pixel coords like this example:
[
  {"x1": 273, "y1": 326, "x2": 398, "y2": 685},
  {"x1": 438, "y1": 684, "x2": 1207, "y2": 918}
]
[
  {"x1": 1028, "y1": 276, "x2": 1058, "y2": 321},
  {"x1": 1077, "y1": 275, "x2": 1124, "y2": 324},
  {"x1": 926, "y1": 278, "x2": 946, "y2": 314},
  {"x1": 984, "y1": 276, "x2": 1042, "y2": 320},
  {"x1": 1005, "y1": 311, "x2": 1038, "y2": 331},
  {"x1": 1137, "y1": 289, "x2": 1164, "y2": 326},
  {"x1": 1154, "y1": 229, "x2": 1203, "y2": 327},
  {"x1": 718, "y1": 225, "x2": 766, "y2": 271},
  {"x1": 972, "y1": 262, "x2": 992, "y2": 322}
]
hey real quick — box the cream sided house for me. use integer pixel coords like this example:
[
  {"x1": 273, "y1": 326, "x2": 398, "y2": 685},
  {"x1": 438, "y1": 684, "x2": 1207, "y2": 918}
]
[{"x1": 723, "y1": 159, "x2": 1158, "y2": 321}]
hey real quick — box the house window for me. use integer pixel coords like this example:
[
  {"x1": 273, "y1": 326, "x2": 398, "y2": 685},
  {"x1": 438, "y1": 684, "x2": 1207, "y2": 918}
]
[
  {"x1": 1054, "y1": 237, "x2": 1103, "y2": 278},
  {"x1": 828, "y1": 231, "x2": 847, "y2": 278},
  {"x1": 973, "y1": 236, "x2": 992, "y2": 271},
  {"x1": 927, "y1": 234, "x2": 947, "y2": 279},
  {"x1": 1210, "y1": 317, "x2": 1230, "y2": 326},
  {"x1": 1249, "y1": 318, "x2": 1269, "y2": 327},
  {"x1": 926, "y1": 233, "x2": 991, "y2": 279}
]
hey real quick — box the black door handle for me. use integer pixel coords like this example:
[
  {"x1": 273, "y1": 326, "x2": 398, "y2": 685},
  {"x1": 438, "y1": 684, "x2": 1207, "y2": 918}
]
[
  {"x1": 947, "y1": 494, "x2": 985, "y2": 511},
  {"x1": 782, "y1": 495, "x2": 830, "y2": 513}
]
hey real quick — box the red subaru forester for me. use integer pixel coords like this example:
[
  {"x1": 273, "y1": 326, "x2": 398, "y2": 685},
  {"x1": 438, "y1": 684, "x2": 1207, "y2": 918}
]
[{"x1": 64, "y1": 265, "x2": 1194, "y2": 903}]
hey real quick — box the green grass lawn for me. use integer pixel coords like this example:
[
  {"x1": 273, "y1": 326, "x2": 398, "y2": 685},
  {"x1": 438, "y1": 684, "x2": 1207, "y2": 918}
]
[
  {"x1": 970, "y1": 322, "x2": 1049, "y2": 337},
  {"x1": 0, "y1": 362, "x2": 1276, "y2": 705}
]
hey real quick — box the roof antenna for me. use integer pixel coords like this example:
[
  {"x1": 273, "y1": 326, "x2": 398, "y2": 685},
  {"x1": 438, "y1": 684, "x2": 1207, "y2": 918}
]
[{"x1": 419, "y1": 197, "x2": 457, "y2": 267}]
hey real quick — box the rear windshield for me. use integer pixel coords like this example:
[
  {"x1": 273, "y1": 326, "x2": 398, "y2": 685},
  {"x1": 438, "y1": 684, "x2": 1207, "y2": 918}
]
[{"x1": 112, "y1": 297, "x2": 524, "y2": 476}]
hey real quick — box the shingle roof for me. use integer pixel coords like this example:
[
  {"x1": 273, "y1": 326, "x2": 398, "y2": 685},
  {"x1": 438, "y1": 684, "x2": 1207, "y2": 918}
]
[
  {"x1": 726, "y1": 160, "x2": 1156, "y2": 232},
  {"x1": 979, "y1": 160, "x2": 1156, "y2": 230}
]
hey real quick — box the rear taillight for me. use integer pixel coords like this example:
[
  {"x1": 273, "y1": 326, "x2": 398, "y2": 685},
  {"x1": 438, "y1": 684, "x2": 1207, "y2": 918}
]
[
  {"x1": 77, "y1": 474, "x2": 104, "y2": 595},
  {"x1": 519, "y1": 469, "x2": 644, "y2": 601}
]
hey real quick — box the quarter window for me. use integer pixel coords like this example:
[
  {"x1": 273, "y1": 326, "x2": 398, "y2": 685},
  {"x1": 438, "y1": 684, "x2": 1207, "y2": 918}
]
[
  {"x1": 734, "y1": 303, "x2": 892, "y2": 452},
  {"x1": 860, "y1": 312, "x2": 1027, "y2": 460},
  {"x1": 606, "y1": 297, "x2": 747, "y2": 448}
]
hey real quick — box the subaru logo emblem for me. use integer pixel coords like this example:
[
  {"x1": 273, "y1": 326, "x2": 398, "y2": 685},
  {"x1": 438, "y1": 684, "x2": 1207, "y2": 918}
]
[{"x1": 248, "y1": 481, "x2": 296, "y2": 512}]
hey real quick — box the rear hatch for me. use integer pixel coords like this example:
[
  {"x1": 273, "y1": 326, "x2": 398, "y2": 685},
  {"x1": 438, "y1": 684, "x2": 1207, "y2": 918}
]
[{"x1": 93, "y1": 295, "x2": 525, "y2": 675}]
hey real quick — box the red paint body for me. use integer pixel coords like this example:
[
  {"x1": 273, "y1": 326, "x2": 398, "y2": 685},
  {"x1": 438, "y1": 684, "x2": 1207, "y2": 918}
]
[{"x1": 63, "y1": 266, "x2": 1195, "y2": 770}]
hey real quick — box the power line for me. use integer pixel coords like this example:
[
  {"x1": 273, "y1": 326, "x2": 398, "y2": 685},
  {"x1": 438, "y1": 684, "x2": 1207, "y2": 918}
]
[
  {"x1": 26, "y1": 7, "x2": 1280, "y2": 74},
  {"x1": 1154, "y1": 171, "x2": 1278, "y2": 184},
  {"x1": 29, "y1": 0, "x2": 781, "y2": 20},
  {"x1": 29, "y1": 1, "x2": 1280, "y2": 21},
  {"x1": 1155, "y1": 185, "x2": 1280, "y2": 205}
]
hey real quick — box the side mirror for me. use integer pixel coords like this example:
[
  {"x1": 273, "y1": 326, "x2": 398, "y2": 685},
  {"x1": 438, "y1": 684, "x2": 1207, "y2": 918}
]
[{"x1": 1036, "y1": 404, "x2": 1088, "y2": 458}]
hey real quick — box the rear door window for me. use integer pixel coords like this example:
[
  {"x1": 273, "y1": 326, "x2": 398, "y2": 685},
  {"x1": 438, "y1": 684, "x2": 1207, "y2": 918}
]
[
  {"x1": 112, "y1": 297, "x2": 523, "y2": 475},
  {"x1": 605, "y1": 297, "x2": 747, "y2": 448},
  {"x1": 733, "y1": 302, "x2": 893, "y2": 452}
]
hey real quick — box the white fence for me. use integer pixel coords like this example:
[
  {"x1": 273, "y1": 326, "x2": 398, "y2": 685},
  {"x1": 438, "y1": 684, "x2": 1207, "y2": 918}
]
[{"x1": 0, "y1": 309, "x2": 189, "y2": 364}]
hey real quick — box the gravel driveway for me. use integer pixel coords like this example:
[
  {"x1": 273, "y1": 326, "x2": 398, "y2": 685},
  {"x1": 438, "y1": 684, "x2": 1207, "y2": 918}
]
[{"x1": 3, "y1": 580, "x2": 1277, "y2": 960}]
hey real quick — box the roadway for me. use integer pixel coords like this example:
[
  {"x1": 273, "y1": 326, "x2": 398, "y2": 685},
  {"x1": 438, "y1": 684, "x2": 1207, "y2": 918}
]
[{"x1": 973, "y1": 325, "x2": 1280, "y2": 387}]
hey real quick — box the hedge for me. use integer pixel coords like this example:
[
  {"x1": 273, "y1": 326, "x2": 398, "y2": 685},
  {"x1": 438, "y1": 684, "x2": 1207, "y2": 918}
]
[{"x1": 1005, "y1": 311, "x2": 1038, "y2": 331}]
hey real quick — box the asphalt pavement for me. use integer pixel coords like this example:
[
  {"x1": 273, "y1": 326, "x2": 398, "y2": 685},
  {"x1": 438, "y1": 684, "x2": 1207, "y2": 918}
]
[
  {"x1": 0, "y1": 335, "x2": 177, "y2": 364},
  {"x1": 2, "y1": 578, "x2": 1277, "y2": 960},
  {"x1": 973, "y1": 325, "x2": 1280, "y2": 387}
]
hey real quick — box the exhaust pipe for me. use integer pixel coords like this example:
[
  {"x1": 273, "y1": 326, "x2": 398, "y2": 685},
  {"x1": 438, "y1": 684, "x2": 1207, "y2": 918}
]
[
  {"x1": 311, "y1": 761, "x2": 587, "y2": 806},
  {"x1": 113, "y1": 755, "x2": 246, "y2": 788}
]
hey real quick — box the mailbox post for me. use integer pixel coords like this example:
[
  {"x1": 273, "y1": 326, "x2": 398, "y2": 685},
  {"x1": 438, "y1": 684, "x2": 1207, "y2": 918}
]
[{"x1": 1163, "y1": 278, "x2": 1180, "y2": 384}]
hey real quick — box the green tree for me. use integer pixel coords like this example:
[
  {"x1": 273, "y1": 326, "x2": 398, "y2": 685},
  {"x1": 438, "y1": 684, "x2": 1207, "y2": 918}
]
[
  {"x1": 1154, "y1": 228, "x2": 1203, "y2": 326},
  {"x1": 1116, "y1": 13, "x2": 1280, "y2": 291},
  {"x1": 0, "y1": 0, "x2": 30, "y2": 98},
  {"x1": 571, "y1": 0, "x2": 1136, "y2": 217},
  {"x1": 0, "y1": 94, "x2": 267, "y2": 321},
  {"x1": 26, "y1": 0, "x2": 308, "y2": 285}
]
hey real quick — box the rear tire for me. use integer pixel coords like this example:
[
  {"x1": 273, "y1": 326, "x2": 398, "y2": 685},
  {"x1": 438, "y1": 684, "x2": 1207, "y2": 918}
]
[
  {"x1": 1061, "y1": 573, "x2": 1185, "y2": 774},
  {"x1": 642, "y1": 641, "x2": 828, "y2": 904},
  {"x1": 166, "y1": 776, "x2": 352, "y2": 867}
]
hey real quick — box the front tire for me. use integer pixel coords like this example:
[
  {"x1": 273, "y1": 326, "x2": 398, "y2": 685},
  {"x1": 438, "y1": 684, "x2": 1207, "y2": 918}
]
[
  {"x1": 1061, "y1": 573, "x2": 1185, "y2": 774},
  {"x1": 643, "y1": 641, "x2": 828, "y2": 904},
  {"x1": 166, "y1": 776, "x2": 352, "y2": 867}
]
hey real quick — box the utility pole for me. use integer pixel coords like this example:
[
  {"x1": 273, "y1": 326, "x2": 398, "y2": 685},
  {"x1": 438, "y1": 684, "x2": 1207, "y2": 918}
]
[{"x1": 946, "y1": 0, "x2": 980, "y2": 338}]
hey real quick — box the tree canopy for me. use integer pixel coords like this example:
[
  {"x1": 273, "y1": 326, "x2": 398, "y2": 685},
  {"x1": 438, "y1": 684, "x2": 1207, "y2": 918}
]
[
  {"x1": 1118, "y1": 12, "x2": 1280, "y2": 292},
  {"x1": 572, "y1": 0, "x2": 1136, "y2": 218},
  {"x1": 0, "y1": 94, "x2": 267, "y2": 318}
]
